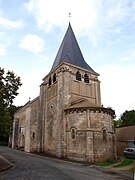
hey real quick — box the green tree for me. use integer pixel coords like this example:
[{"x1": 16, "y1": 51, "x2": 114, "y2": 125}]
[
  {"x1": 114, "y1": 110, "x2": 135, "y2": 128},
  {"x1": 113, "y1": 119, "x2": 122, "y2": 128},
  {"x1": 120, "y1": 110, "x2": 135, "y2": 127},
  {"x1": 0, "y1": 67, "x2": 22, "y2": 141}
]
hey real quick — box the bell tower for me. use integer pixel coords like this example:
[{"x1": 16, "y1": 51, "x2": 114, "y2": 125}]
[{"x1": 40, "y1": 23, "x2": 102, "y2": 157}]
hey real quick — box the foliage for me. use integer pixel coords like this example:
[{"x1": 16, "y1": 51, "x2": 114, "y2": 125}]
[
  {"x1": 0, "y1": 67, "x2": 22, "y2": 141},
  {"x1": 120, "y1": 110, "x2": 135, "y2": 126},
  {"x1": 113, "y1": 158, "x2": 133, "y2": 167},
  {"x1": 0, "y1": 67, "x2": 22, "y2": 107},
  {"x1": 8, "y1": 105, "x2": 22, "y2": 122},
  {"x1": 114, "y1": 110, "x2": 135, "y2": 127},
  {"x1": 113, "y1": 119, "x2": 122, "y2": 128}
]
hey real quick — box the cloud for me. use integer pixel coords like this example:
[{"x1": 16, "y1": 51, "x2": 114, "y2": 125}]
[
  {"x1": 24, "y1": 0, "x2": 135, "y2": 46},
  {"x1": 24, "y1": 0, "x2": 99, "y2": 32},
  {"x1": 0, "y1": 44, "x2": 6, "y2": 56},
  {"x1": 19, "y1": 34, "x2": 45, "y2": 55},
  {"x1": 98, "y1": 64, "x2": 135, "y2": 117},
  {"x1": 0, "y1": 16, "x2": 25, "y2": 29},
  {"x1": 118, "y1": 47, "x2": 135, "y2": 63},
  {"x1": 14, "y1": 69, "x2": 48, "y2": 106}
]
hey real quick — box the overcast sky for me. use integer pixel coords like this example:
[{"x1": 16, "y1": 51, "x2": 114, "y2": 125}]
[{"x1": 0, "y1": 0, "x2": 135, "y2": 118}]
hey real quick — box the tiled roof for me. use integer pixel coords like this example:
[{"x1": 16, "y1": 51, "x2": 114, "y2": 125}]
[
  {"x1": 51, "y1": 23, "x2": 96, "y2": 73},
  {"x1": 65, "y1": 98, "x2": 102, "y2": 110}
]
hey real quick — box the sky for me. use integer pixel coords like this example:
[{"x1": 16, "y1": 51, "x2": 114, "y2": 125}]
[{"x1": 0, "y1": 0, "x2": 135, "y2": 118}]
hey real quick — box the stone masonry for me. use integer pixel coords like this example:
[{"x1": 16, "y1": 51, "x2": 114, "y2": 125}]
[{"x1": 12, "y1": 23, "x2": 116, "y2": 162}]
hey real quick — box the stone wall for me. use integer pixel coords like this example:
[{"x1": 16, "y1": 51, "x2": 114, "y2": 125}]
[
  {"x1": 12, "y1": 118, "x2": 19, "y2": 149},
  {"x1": 29, "y1": 98, "x2": 39, "y2": 152},
  {"x1": 41, "y1": 63, "x2": 101, "y2": 158},
  {"x1": 66, "y1": 110, "x2": 87, "y2": 161},
  {"x1": 116, "y1": 125, "x2": 135, "y2": 155},
  {"x1": 12, "y1": 62, "x2": 116, "y2": 163},
  {"x1": 65, "y1": 108, "x2": 116, "y2": 162},
  {"x1": 12, "y1": 97, "x2": 39, "y2": 152},
  {"x1": 12, "y1": 103, "x2": 29, "y2": 149}
]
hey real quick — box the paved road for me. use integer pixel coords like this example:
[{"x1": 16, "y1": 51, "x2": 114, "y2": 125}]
[{"x1": 0, "y1": 146, "x2": 133, "y2": 180}]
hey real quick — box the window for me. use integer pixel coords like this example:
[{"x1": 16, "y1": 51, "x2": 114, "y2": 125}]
[
  {"x1": 71, "y1": 128, "x2": 76, "y2": 140},
  {"x1": 53, "y1": 73, "x2": 56, "y2": 83},
  {"x1": 48, "y1": 76, "x2": 51, "y2": 86},
  {"x1": 103, "y1": 129, "x2": 107, "y2": 142},
  {"x1": 32, "y1": 132, "x2": 35, "y2": 138},
  {"x1": 76, "y1": 71, "x2": 81, "y2": 81},
  {"x1": 84, "y1": 73, "x2": 89, "y2": 83}
]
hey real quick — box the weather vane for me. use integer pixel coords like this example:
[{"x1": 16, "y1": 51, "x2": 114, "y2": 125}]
[{"x1": 68, "y1": 13, "x2": 72, "y2": 22}]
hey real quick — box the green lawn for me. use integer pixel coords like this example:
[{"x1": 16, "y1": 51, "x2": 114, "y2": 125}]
[
  {"x1": 96, "y1": 158, "x2": 134, "y2": 168},
  {"x1": 95, "y1": 161, "x2": 117, "y2": 166},
  {"x1": 113, "y1": 158, "x2": 134, "y2": 168}
]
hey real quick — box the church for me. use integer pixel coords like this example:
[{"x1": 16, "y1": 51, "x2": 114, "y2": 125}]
[{"x1": 12, "y1": 23, "x2": 116, "y2": 162}]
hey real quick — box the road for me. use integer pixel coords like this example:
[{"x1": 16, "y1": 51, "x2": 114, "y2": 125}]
[{"x1": 0, "y1": 146, "x2": 133, "y2": 180}]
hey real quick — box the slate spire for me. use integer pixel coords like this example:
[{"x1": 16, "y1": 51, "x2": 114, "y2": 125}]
[{"x1": 51, "y1": 23, "x2": 96, "y2": 73}]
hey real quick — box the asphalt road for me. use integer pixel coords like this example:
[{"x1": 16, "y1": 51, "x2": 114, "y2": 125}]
[{"x1": 0, "y1": 146, "x2": 133, "y2": 180}]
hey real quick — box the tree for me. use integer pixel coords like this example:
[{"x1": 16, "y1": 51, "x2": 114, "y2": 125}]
[
  {"x1": 0, "y1": 67, "x2": 22, "y2": 141},
  {"x1": 114, "y1": 110, "x2": 135, "y2": 128},
  {"x1": 0, "y1": 68, "x2": 22, "y2": 106},
  {"x1": 113, "y1": 119, "x2": 122, "y2": 128},
  {"x1": 120, "y1": 110, "x2": 135, "y2": 127}
]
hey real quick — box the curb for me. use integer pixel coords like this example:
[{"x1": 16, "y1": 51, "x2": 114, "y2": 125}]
[{"x1": 0, "y1": 156, "x2": 15, "y2": 173}]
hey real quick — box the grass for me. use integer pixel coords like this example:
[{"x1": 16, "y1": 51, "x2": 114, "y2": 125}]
[
  {"x1": 96, "y1": 157, "x2": 134, "y2": 168},
  {"x1": 95, "y1": 161, "x2": 116, "y2": 166},
  {"x1": 113, "y1": 158, "x2": 134, "y2": 168}
]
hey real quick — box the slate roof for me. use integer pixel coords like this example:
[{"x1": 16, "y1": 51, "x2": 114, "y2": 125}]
[{"x1": 51, "y1": 23, "x2": 96, "y2": 73}]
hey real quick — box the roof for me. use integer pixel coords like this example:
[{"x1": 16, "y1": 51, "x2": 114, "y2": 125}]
[
  {"x1": 65, "y1": 98, "x2": 115, "y2": 115},
  {"x1": 65, "y1": 98, "x2": 102, "y2": 110},
  {"x1": 14, "y1": 96, "x2": 39, "y2": 115},
  {"x1": 51, "y1": 23, "x2": 96, "y2": 73}
]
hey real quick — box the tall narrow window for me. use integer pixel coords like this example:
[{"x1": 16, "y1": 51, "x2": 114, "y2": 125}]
[
  {"x1": 103, "y1": 129, "x2": 107, "y2": 142},
  {"x1": 32, "y1": 132, "x2": 35, "y2": 138},
  {"x1": 71, "y1": 128, "x2": 76, "y2": 140},
  {"x1": 76, "y1": 71, "x2": 81, "y2": 81},
  {"x1": 49, "y1": 77, "x2": 51, "y2": 86},
  {"x1": 53, "y1": 73, "x2": 56, "y2": 83},
  {"x1": 84, "y1": 73, "x2": 89, "y2": 83}
]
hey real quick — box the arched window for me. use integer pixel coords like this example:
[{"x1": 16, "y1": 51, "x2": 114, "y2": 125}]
[
  {"x1": 53, "y1": 73, "x2": 56, "y2": 83},
  {"x1": 84, "y1": 73, "x2": 89, "y2": 83},
  {"x1": 48, "y1": 76, "x2": 51, "y2": 86},
  {"x1": 71, "y1": 128, "x2": 76, "y2": 140},
  {"x1": 32, "y1": 132, "x2": 35, "y2": 138},
  {"x1": 103, "y1": 129, "x2": 107, "y2": 142},
  {"x1": 76, "y1": 71, "x2": 81, "y2": 81}
]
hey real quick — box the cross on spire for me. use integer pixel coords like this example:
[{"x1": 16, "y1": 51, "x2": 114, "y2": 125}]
[{"x1": 68, "y1": 13, "x2": 72, "y2": 22}]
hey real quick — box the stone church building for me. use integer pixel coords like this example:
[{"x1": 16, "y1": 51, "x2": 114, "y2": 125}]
[{"x1": 12, "y1": 23, "x2": 116, "y2": 162}]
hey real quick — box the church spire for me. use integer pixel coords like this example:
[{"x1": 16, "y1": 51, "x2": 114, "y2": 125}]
[{"x1": 51, "y1": 23, "x2": 96, "y2": 73}]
